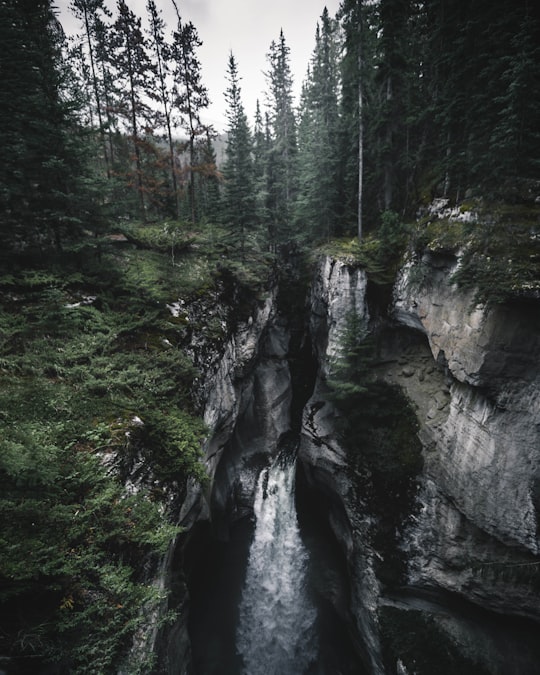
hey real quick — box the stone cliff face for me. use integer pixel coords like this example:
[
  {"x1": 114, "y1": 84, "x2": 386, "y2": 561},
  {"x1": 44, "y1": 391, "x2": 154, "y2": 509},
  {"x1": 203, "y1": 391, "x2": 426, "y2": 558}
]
[
  {"x1": 299, "y1": 251, "x2": 540, "y2": 674},
  {"x1": 299, "y1": 257, "x2": 386, "y2": 674},
  {"x1": 394, "y1": 251, "x2": 540, "y2": 571},
  {"x1": 154, "y1": 288, "x2": 293, "y2": 674},
  {"x1": 177, "y1": 291, "x2": 290, "y2": 530}
]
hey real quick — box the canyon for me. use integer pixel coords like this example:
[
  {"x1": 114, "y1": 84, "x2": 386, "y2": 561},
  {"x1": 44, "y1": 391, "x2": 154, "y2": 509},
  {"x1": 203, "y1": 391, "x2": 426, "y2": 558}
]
[{"x1": 144, "y1": 244, "x2": 540, "y2": 675}]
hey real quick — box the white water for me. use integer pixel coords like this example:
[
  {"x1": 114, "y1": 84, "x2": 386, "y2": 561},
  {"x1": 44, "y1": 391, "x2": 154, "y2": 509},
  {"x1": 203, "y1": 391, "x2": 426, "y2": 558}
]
[{"x1": 236, "y1": 450, "x2": 318, "y2": 675}]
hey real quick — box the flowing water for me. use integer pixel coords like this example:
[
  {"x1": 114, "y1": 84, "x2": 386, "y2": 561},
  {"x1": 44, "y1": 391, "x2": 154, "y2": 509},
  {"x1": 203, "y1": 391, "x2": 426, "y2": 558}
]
[{"x1": 236, "y1": 445, "x2": 318, "y2": 674}]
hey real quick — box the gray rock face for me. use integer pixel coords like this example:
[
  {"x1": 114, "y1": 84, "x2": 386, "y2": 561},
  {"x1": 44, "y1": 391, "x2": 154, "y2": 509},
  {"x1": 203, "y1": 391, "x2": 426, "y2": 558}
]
[
  {"x1": 173, "y1": 292, "x2": 292, "y2": 532},
  {"x1": 300, "y1": 257, "x2": 384, "y2": 674},
  {"x1": 300, "y1": 250, "x2": 540, "y2": 671},
  {"x1": 394, "y1": 251, "x2": 540, "y2": 559},
  {"x1": 394, "y1": 251, "x2": 540, "y2": 391},
  {"x1": 310, "y1": 255, "x2": 369, "y2": 377},
  {"x1": 152, "y1": 246, "x2": 540, "y2": 673},
  {"x1": 152, "y1": 291, "x2": 291, "y2": 674},
  {"x1": 204, "y1": 300, "x2": 293, "y2": 530}
]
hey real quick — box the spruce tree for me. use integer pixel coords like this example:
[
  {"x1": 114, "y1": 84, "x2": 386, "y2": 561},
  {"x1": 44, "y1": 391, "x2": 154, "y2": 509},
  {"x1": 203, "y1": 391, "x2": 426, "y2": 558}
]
[
  {"x1": 70, "y1": 0, "x2": 111, "y2": 178},
  {"x1": 338, "y1": 0, "x2": 369, "y2": 240},
  {"x1": 146, "y1": 0, "x2": 180, "y2": 218},
  {"x1": 221, "y1": 52, "x2": 257, "y2": 257},
  {"x1": 0, "y1": 0, "x2": 89, "y2": 251},
  {"x1": 295, "y1": 10, "x2": 342, "y2": 241},
  {"x1": 110, "y1": 0, "x2": 155, "y2": 219},
  {"x1": 265, "y1": 30, "x2": 298, "y2": 245},
  {"x1": 170, "y1": 1, "x2": 211, "y2": 223},
  {"x1": 194, "y1": 129, "x2": 220, "y2": 224}
]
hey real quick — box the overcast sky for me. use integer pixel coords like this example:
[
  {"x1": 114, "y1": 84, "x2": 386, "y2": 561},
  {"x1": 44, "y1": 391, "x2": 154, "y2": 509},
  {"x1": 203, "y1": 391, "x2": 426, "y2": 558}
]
[{"x1": 55, "y1": 0, "x2": 342, "y2": 133}]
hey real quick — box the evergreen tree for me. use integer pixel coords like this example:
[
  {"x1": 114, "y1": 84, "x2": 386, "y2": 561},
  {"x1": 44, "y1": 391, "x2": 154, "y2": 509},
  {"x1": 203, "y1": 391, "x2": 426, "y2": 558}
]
[
  {"x1": 170, "y1": 1, "x2": 211, "y2": 223},
  {"x1": 253, "y1": 100, "x2": 266, "y2": 181},
  {"x1": 70, "y1": 0, "x2": 111, "y2": 178},
  {"x1": 376, "y1": 0, "x2": 410, "y2": 211},
  {"x1": 252, "y1": 99, "x2": 272, "y2": 229},
  {"x1": 147, "y1": 0, "x2": 180, "y2": 218},
  {"x1": 0, "y1": 0, "x2": 89, "y2": 251},
  {"x1": 416, "y1": 0, "x2": 540, "y2": 200},
  {"x1": 221, "y1": 53, "x2": 257, "y2": 257},
  {"x1": 91, "y1": 9, "x2": 120, "y2": 175},
  {"x1": 194, "y1": 128, "x2": 221, "y2": 223},
  {"x1": 265, "y1": 31, "x2": 297, "y2": 245},
  {"x1": 110, "y1": 0, "x2": 156, "y2": 218},
  {"x1": 338, "y1": 0, "x2": 370, "y2": 240},
  {"x1": 488, "y1": 5, "x2": 540, "y2": 182},
  {"x1": 295, "y1": 10, "x2": 342, "y2": 241}
]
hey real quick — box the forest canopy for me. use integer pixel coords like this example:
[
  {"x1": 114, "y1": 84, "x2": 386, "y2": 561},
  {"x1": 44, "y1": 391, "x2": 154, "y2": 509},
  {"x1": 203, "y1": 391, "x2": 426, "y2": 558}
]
[{"x1": 1, "y1": 0, "x2": 538, "y2": 253}]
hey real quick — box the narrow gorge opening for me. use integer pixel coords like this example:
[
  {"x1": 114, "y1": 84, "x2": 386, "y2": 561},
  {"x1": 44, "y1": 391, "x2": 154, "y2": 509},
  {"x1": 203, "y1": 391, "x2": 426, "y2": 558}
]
[{"x1": 182, "y1": 302, "x2": 365, "y2": 674}]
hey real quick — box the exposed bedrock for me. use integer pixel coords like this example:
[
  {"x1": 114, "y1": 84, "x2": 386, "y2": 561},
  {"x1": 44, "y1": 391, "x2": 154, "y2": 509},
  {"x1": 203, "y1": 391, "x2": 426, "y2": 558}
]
[
  {"x1": 154, "y1": 291, "x2": 292, "y2": 674},
  {"x1": 393, "y1": 251, "x2": 540, "y2": 576},
  {"x1": 298, "y1": 251, "x2": 540, "y2": 673},
  {"x1": 299, "y1": 257, "x2": 385, "y2": 674}
]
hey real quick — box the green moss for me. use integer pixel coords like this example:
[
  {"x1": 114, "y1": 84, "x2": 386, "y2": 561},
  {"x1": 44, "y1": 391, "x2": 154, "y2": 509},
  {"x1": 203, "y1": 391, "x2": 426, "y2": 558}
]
[
  {"x1": 451, "y1": 218, "x2": 540, "y2": 304},
  {"x1": 319, "y1": 216, "x2": 410, "y2": 287},
  {"x1": 411, "y1": 200, "x2": 540, "y2": 304},
  {"x1": 118, "y1": 220, "x2": 199, "y2": 254},
  {"x1": 419, "y1": 218, "x2": 465, "y2": 253}
]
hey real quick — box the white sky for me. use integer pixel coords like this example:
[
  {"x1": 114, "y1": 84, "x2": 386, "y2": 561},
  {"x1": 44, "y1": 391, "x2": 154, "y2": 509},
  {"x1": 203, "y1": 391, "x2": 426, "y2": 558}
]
[{"x1": 54, "y1": 0, "x2": 342, "y2": 133}]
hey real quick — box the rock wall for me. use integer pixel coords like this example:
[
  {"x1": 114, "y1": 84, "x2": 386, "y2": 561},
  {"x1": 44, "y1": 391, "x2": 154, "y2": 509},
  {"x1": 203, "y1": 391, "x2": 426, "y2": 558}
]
[
  {"x1": 299, "y1": 250, "x2": 540, "y2": 673},
  {"x1": 152, "y1": 289, "x2": 291, "y2": 675},
  {"x1": 149, "y1": 247, "x2": 540, "y2": 674},
  {"x1": 299, "y1": 257, "x2": 385, "y2": 674},
  {"x1": 394, "y1": 251, "x2": 540, "y2": 568}
]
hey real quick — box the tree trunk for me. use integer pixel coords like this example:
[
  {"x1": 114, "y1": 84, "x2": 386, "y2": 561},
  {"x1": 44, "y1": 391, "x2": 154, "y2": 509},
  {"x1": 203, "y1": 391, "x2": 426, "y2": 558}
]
[
  {"x1": 82, "y1": 4, "x2": 110, "y2": 179},
  {"x1": 126, "y1": 40, "x2": 145, "y2": 219}
]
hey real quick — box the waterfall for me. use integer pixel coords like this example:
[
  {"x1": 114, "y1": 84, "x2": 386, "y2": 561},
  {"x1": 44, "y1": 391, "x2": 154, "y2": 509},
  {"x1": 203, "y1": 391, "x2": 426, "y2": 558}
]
[{"x1": 236, "y1": 442, "x2": 318, "y2": 675}]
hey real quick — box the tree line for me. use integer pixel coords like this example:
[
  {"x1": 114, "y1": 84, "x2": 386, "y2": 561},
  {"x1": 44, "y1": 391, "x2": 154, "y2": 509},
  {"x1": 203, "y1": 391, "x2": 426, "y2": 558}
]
[{"x1": 1, "y1": 0, "x2": 538, "y2": 255}]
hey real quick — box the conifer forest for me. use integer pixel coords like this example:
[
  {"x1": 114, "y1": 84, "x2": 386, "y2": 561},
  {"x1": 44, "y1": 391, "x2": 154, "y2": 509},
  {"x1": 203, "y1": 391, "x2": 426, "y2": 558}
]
[{"x1": 0, "y1": 1, "x2": 539, "y2": 674}]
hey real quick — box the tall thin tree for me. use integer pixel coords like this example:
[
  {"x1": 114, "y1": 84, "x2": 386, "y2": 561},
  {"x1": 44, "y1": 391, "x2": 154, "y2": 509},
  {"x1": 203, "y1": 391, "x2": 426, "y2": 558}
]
[
  {"x1": 146, "y1": 0, "x2": 180, "y2": 217},
  {"x1": 340, "y1": 0, "x2": 364, "y2": 241},
  {"x1": 70, "y1": 0, "x2": 111, "y2": 177},
  {"x1": 111, "y1": 0, "x2": 155, "y2": 218},
  {"x1": 265, "y1": 30, "x2": 297, "y2": 244},
  {"x1": 170, "y1": 0, "x2": 210, "y2": 224},
  {"x1": 221, "y1": 52, "x2": 256, "y2": 258}
]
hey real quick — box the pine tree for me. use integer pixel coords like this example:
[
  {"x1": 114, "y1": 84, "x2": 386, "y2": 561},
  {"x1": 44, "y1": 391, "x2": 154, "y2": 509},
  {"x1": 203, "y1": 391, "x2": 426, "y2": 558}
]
[
  {"x1": 339, "y1": 0, "x2": 369, "y2": 240},
  {"x1": 265, "y1": 30, "x2": 297, "y2": 245},
  {"x1": 376, "y1": 0, "x2": 410, "y2": 211},
  {"x1": 70, "y1": 0, "x2": 111, "y2": 178},
  {"x1": 253, "y1": 99, "x2": 271, "y2": 229},
  {"x1": 488, "y1": 5, "x2": 540, "y2": 182},
  {"x1": 295, "y1": 10, "x2": 342, "y2": 241},
  {"x1": 91, "y1": 9, "x2": 120, "y2": 174},
  {"x1": 110, "y1": 0, "x2": 156, "y2": 219},
  {"x1": 0, "y1": 0, "x2": 89, "y2": 251},
  {"x1": 221, "y1": 52, "x2": 257, "y2": 257},
  {"x1": 194, "y1": 128, "x2": 221, "y2": 223},
  {"x1": 170, "y1": 1, "x2": 211, "y2": 224},
  {"x1": 146, "y1": 0, "x2": 180, "y2": 218}
]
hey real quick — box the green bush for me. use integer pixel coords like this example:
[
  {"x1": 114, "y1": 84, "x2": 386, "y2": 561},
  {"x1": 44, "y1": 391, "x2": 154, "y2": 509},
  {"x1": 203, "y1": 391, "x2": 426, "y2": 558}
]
[{"x1": 0, "y1": 420, "x2": 178, "y2": 673}]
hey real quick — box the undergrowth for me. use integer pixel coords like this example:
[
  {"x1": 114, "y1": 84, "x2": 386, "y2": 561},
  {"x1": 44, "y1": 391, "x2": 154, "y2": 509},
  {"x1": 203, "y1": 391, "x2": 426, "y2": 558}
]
[{"x1": 0, "y1": 223, "x2": 273, "y2": 673}]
